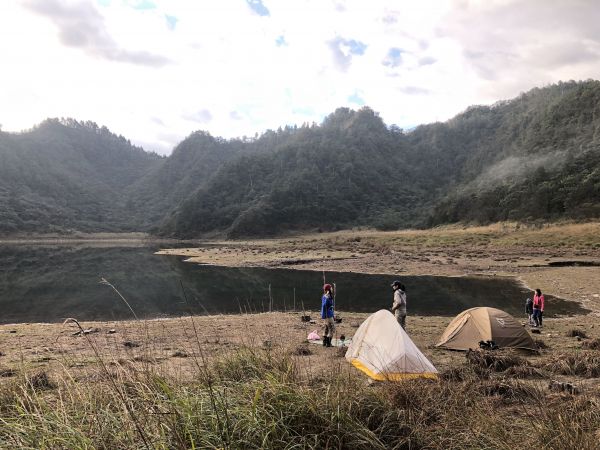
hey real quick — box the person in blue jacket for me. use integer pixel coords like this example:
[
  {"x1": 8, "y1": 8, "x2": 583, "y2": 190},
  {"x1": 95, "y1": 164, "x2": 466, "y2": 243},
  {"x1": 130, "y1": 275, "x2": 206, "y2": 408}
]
[{"x1": 321, "y1": 283, "x2": 335, "y2": 347}]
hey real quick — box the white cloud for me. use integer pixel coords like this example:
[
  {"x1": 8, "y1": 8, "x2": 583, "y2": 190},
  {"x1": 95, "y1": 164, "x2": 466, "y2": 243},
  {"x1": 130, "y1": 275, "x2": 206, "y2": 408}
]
[{"x1": 0, "y1": 0, "x2": 598, "y2": 155}]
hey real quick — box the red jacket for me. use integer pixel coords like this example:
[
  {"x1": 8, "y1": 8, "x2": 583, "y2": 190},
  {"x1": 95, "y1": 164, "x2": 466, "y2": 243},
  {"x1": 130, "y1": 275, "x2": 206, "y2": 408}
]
[{"x1": 533, "y1": 294, "x2": 545, "y2": 312}]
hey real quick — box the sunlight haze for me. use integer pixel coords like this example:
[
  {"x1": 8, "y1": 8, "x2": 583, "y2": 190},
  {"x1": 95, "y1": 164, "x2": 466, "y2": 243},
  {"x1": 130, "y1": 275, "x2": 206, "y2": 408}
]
[{"x1": 1, "y1": 0, "x2": 599, "y2": 154}]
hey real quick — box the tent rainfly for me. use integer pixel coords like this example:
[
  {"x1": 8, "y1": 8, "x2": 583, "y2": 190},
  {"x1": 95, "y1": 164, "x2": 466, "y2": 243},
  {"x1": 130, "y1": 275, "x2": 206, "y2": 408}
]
[
  {"x1": 345, "y1": 310, "x2": 438, "y2": 381},
  {"x1": 436, "y1": 307, "x2": 536, "y2": 351}
]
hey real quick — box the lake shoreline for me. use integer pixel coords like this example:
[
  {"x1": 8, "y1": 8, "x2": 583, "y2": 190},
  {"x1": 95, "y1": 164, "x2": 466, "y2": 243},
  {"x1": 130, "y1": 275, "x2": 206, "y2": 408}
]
[
  {"x1": 157, "y1": 223, "x2": 600, "y2": 314},
  {"x1": 0, "y1": 232, "x2": 187, "y2": 246}
]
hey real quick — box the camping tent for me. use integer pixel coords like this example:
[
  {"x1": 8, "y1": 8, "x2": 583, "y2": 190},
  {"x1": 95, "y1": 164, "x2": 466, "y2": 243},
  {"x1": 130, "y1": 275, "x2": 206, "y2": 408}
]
[
  {"x1": 345, "y1": 310, "x2": 438, "y2": 381},
  {"x1": 436, "y1": 307, "x2": 536, "y2": 351}
]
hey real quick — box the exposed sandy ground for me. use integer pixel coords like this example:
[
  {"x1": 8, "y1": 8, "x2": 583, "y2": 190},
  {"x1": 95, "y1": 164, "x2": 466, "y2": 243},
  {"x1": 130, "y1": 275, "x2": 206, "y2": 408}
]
[
  {"x1": 1, "y1": 222, "x2": 599, "y2": 389},
  {"x1": 1, "y1": 312, "x2": 599, "y2": 396}
]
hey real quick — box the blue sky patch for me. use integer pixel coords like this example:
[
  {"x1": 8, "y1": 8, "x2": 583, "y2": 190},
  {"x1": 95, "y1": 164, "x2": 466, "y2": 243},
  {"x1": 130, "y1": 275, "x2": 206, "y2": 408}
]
[
  {"x1": 329, "y1": 37, "x2": 368, "y2": 71},
  {"x1": 125, "y1": 0, "x2": 157, "y2": 10},
  {"x1": 165, "y1": 14, "x2": 178, "y2": 30},
  {"x1": 275, "y1": 35, "x2": 287, "y2": 47},
  {"x1": 383, "y1": 47, "x2": 403, "y2": 68},
  {"x1": 348, "y1": 92, "x2": 365, "y2": 106},
  {"x1": 345, "y1": 39, "x2": 367, "y2": 55},
  {"x1": 246, "y1": 0, "x2": 270, "y2": 17}
]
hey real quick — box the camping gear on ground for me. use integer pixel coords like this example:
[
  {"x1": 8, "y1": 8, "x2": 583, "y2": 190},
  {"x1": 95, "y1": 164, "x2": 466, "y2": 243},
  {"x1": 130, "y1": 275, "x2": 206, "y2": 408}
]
[
  {"x1": 307, "y1": 330, "x2": 320, "y2": 340},
  {"x1": 300, "y1": 315, "x2": 311, "y2": 322},
  {"x1": 436, "y1": 307, "x2": 536, "y2": 351},
  {"x1": 308, "y1": 337, "x2": 352, "y2": 347},
  {"x1": 478, "y1": 340, "x2": 499, "y2": 350},
  {"x1": 345, "y1": 310, "x2": 438, "y2": 381},
  {"x1": 334, "y1": 315, "x2": 342, "y2": 323}
]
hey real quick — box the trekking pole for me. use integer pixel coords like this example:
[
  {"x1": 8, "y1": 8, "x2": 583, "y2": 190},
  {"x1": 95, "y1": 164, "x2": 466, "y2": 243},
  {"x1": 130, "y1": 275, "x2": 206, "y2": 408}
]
[
  {"x1": 268, "y1": 283, "x2": 272, "y2": 312},
  {"x1": 333, "y1": 282, "x2": 337, "y2": 343},
  {"x1": 333, "y1": 282, "x2": 336, "y2": 309}
]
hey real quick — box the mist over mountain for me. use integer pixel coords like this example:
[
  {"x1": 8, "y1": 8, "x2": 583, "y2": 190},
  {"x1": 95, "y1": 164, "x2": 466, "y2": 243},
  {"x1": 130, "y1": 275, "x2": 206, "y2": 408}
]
[
  {"x1": 161, "y1": 80, "x2": 600, "y2": 237},
  {"x1": 1, "y1": 80, "x2": 599, "y2": 237}
]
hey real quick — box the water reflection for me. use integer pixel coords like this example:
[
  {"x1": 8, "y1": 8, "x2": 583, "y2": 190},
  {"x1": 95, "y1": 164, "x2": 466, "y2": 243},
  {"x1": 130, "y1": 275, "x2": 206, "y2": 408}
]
[{"x1": 0, "y1": 245, "x2": 588, "y2": 323}]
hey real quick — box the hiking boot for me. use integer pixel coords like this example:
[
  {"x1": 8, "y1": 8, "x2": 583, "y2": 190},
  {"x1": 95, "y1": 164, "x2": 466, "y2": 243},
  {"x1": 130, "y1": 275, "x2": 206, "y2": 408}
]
[
  {"x1": 322, "y1": 337, "x2": 327, "y2": 347},
  {"x1": 326, "y1": 337, "x2": 332, "y2": 347}
]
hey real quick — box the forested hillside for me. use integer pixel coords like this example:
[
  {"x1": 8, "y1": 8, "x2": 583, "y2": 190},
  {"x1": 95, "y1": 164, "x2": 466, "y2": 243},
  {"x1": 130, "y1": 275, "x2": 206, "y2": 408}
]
[
  {"x1": 425, "y1": 81, "x2": 600, "y2": 224},
  {"x1": 1, "y1": 80, "x2": 599, "y2": 237},
  {"x1": 159, "y1": 108, "x2": 428, "y2": 237},
  {"x1": 161, "y1": 80, "x2": 600, "y2": 237},
  {"x1": 125, "y1": 131, "x2": 248, "y2": 229},
  {"x1": 0, "y1": 119, "x2": 162, "y2": 233}
]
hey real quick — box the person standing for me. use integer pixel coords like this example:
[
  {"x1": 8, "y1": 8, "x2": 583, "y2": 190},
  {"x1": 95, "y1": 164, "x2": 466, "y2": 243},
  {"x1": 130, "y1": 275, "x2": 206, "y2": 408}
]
[
  {"x1": 391, "y1": 280, "x2": 407, "y2": 330},
  {"x1": 533, "y1": 288, "x2": 545, "y2": 327},
  {"x1": 321, "y1": 284, "x2": 335, "y2": 347},
  {"x1": 525, "y1": 297, "x2": 534, "y2": 325}
]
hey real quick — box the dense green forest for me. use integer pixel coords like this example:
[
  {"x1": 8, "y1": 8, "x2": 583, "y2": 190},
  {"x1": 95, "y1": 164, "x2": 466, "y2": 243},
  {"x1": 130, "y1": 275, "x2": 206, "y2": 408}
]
[
  {"x1": 161, "y1": 80, "x2": 600, "y2": 237},
  {"x1": 159, "y1": 108, "x2": 428, "y2": 237},
  {"x1": 1, "y1": 80, "x2": 599, "y2": 237},
  {"x1": 0, "y1": 119, "x2": 162, "y2": 233}
]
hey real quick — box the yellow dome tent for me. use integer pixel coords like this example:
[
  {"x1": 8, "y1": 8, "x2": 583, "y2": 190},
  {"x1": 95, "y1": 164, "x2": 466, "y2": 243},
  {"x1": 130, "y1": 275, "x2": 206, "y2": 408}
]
[
  {"x1": 436, "y1": 307, "x2": 536, "y2": 351},
  {"x1": 345, "y1": 310, "x2": 438, "y2": 381}
]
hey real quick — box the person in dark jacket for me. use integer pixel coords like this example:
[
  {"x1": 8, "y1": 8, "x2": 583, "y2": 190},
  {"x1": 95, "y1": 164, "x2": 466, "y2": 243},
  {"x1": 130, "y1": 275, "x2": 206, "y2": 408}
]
[
  {"x1": 525, "y1": 297, "x2": 534, "y2": 325},
  {"x1": 321, "y1": 284, "x2": 335, "y2": 347}
]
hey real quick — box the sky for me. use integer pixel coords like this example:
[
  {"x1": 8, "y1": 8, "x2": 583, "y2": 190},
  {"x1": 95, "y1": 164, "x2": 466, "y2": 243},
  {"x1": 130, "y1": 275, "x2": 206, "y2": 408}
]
[{"x1": 1, "y1": 0, "x2": 599, "y2": 155}]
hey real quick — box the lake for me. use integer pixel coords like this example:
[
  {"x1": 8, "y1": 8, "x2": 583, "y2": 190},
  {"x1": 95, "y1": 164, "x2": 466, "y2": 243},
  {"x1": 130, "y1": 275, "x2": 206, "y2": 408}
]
[{"x1": 0, "y1": 245, "x2": 589, "y2": 324}]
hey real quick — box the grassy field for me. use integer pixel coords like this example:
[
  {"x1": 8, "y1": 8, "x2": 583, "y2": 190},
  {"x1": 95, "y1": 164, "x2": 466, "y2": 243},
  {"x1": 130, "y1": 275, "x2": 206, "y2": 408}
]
[
  {"x1": 1, "y1": 311, "x2": 599, "y2": 449},
  {"x1": 285, "y1": 222, "x2": 600, "y2": 250},
  {"x1": 1, "y1": 344, "x2": 599, "y2": 448}
]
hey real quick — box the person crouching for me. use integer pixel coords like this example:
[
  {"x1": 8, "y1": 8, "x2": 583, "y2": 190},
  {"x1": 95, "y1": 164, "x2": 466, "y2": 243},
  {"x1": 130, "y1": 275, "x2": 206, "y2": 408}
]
[{"x1": 321, "y1": 284, "x2": 335, "y2": 347}]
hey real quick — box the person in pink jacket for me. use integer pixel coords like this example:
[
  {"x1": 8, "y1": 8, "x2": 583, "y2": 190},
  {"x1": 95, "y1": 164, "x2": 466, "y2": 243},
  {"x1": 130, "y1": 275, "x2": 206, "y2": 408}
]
[{"x1": 532, "y1": 289, "x2": 545, "y2": 327}]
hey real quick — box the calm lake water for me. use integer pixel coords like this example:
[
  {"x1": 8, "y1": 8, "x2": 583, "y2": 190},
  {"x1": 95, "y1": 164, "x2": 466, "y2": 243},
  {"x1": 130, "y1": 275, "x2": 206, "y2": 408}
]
[{"x1": 0, "y1": 245, "x2": 589, "y2": 324}]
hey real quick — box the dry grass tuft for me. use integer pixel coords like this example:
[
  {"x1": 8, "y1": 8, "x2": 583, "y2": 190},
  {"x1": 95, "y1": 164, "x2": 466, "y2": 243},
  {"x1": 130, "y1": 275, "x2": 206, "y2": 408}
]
[
  {"x1": 466, "y1": 349, "x2": 527, "y2": 372},
  {"x1": 504, "y1": 365, "x2": 549, "y2": 379},
  {"x1": 582, "y1": 338, "x2": 600, "y2": 350},
  {"x1": 292, "y1": 343, "x2": 312, "y2": 356},
  {"x1": 534, "y1": 338, "x2": 550, "y2": 350},
  {"x1": 440, "y1": 364, "x2": 490, "y2": 381},
  {"x1": 477, "y1": 379, "x2": 542, "y2": 403},
  {"x1": 0, "y1": 368, "x2": 17, "y2": 378},
  {"x1": 27, "y1": 371, "x2": 56, "y2": 391},
  {"x1": 567, "y1": 329, "x2": 588, "y2": 338},
  {"x1": 544, "y1": 353, "x2": 600, "y2": 378}
]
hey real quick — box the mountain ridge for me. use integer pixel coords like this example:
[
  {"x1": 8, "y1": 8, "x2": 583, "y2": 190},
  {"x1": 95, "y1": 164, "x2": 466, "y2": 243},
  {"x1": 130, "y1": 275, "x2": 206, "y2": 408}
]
[{"x1": 1, "y1": 80, "x2": 599, "y2": 236}]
